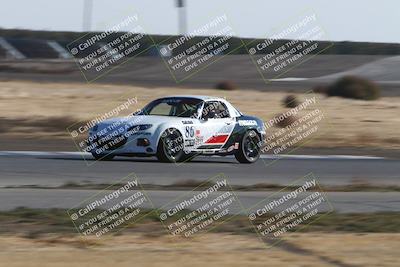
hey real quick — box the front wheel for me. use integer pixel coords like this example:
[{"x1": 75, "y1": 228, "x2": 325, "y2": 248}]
[
  {"x1": 156, "y1": 128, "x2": 185, "y2": 163},
  {"x1": 234, "y1": 130, "x2": 261, "y2": 163}
]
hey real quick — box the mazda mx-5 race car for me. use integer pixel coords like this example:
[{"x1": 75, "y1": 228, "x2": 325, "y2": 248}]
[{"x1": 87, "y1": 96, "x2": 265, "y2": 163}]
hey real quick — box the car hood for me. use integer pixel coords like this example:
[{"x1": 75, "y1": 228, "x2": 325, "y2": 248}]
[{"x1": 96, "y1": 115, "x2": 195, "y2": 129}]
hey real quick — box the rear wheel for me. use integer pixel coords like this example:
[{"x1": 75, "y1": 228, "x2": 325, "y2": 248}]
[
  {"x1": 234, "y1": 130, "x2": 261, "y2": 163},
  {"x1": 157, "y1": 128, "x2": 185, "y2": 163}
]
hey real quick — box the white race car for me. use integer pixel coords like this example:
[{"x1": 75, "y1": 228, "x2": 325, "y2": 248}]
[{"x1": 87, "y1": 95, "x2": 265, "y2": 163}]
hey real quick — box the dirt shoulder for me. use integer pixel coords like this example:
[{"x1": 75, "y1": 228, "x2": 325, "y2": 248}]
[{"x1": 1, "y1": 80, "x2": 399, "y2": 151}]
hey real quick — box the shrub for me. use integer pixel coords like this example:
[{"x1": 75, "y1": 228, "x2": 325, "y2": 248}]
[
  {"x1": 215, "y1": 80, "x2": 237, "y2": 90},
  {"x1": 282, "y1": 95, "x2": 300, "y2": 108},
  {"x1": 326, "y1": 76, "x2": 380, "y2": 100},
  {"x1": 313, "y1": 85, "x2": 328, "y2": 94}
]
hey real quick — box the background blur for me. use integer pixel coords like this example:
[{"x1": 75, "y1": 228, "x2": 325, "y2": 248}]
[{"x1": 0, "y1": 1, "x2": 399, "y2": 266}]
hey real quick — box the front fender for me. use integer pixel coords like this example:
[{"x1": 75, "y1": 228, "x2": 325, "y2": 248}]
[{"x1": 153, "y1": 123, "x2": 185, "y2": 150}]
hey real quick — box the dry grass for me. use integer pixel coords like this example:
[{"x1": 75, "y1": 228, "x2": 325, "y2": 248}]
[
  {"x1": 0, "y1": 233, "x2": 398, "y2": 267},
  {"x1": 0, "y1": 208, "x2": 399, "y2": 266},
  {"x1": 0, "y1": 81, "x2": 400, "y2": 149}
]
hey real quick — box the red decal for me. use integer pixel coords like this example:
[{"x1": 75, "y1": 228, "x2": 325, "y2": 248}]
[
  {"x1": 195, "y1": 130, "x2": 201, "y2": 136},
  {"x1": 205, "y1": 134, "x2": 229, "y2": 144}
]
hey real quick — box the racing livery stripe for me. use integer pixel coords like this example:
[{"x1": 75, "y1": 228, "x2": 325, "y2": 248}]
[{"x1": 205, "y1": 134, "x2": 229, "y2": 144}]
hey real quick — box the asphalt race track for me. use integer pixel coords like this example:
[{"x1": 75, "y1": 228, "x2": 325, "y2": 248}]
[{"x1": 0, "y1": 152, "x2": 399, "y2": 187}]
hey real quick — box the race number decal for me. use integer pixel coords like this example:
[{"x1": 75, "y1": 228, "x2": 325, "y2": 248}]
[{"x1": 185, "y1": 126, "x2": 195, "y2": 138}]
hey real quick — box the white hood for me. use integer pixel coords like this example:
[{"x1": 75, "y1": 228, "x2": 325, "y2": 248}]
[
  {"x1": 93, "y1": 115, "x2": 196, "y2": 133},
  {"x1": 101, "y1": 115, "x2": 194, "y2": 126}
]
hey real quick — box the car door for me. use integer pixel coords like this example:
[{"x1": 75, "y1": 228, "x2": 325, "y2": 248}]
[{"x1": 195, "y1": 100, "x2": 236, "y2": 150}]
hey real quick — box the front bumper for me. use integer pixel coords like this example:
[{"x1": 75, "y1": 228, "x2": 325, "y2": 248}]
[{"x1": 87, "y1": 132, "x2": 157, "y2": 155}]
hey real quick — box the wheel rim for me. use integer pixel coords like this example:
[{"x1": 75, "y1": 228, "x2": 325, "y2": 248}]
[
  {"x1": 243, "y1": 131, "x2": 260, "y2": 161},
  {"x1": 163, "y1": 129, "x2": 183, "y2": 160}
]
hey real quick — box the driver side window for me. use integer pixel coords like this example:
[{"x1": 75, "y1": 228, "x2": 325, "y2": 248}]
[{"x1": 202, "y1": 101, "x2": 230, "y2": 119}]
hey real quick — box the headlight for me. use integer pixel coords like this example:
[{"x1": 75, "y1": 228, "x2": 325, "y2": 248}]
[{"x1": 127, "y1": 124, "x2": 152, "y2": 132}]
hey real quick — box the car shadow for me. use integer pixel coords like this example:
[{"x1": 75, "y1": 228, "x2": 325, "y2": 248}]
[{"x1": 38, "y1": 156, "x2": 237, "y2": 164}]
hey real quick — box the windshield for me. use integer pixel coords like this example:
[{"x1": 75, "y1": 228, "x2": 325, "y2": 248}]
[{"x1": 139, "y1": 98, "x2": 203, "y2": 118}]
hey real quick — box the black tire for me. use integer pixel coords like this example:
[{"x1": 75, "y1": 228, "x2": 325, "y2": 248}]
[
  {"x1": 157, "y1": 128, "x2": 185, "y2": 163},
  {"x1": 234, "y1": 130, "x2": 261, "y2": 163},
  {"x1": 91, "y1": 152, "x2": 115, "y2": 161}
]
